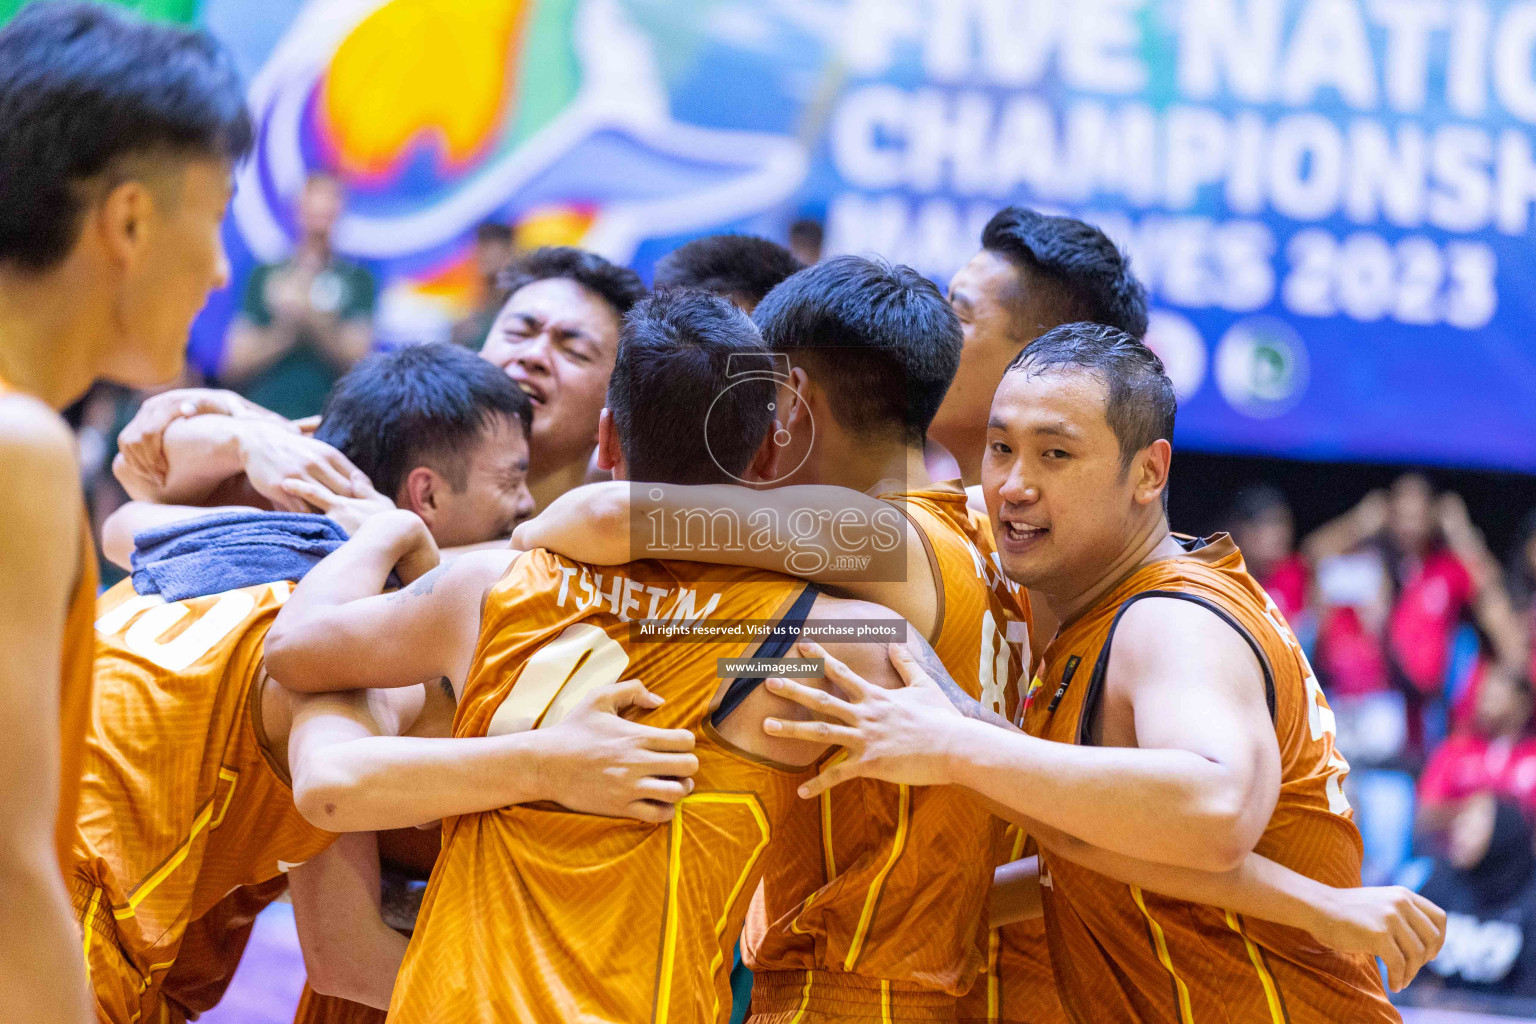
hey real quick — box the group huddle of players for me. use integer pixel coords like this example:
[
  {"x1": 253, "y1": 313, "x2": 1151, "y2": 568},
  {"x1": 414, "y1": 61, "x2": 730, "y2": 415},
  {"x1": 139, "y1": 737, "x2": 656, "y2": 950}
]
[{"x1": 0, "y1": 5, "x2": 1453, "y2": 1024}]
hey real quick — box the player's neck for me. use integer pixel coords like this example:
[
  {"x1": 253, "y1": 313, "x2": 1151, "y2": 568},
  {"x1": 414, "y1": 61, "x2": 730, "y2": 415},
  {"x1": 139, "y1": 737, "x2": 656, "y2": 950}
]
[
  {"x1": 934, "y1": 425, "x2": 984, "y2": 485},
  {"x1": 798, "y1": 430, "x2": 932, "y2": 496},
  {"x1": 529, "y1": 454, "x2": 593, "y2": 512},
  {"x1": 1047, "y1": 514, "x2": 1179, "y2": 628},
  {"x1": 0, "y1": 267, "x2": 105, "y2": 409}
]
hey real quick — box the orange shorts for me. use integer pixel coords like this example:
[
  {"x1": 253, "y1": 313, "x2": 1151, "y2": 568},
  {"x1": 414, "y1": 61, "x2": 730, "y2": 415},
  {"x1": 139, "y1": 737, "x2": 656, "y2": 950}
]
[{"x1": 748, "y1": 970, "x2": 958, "y2": 1023}]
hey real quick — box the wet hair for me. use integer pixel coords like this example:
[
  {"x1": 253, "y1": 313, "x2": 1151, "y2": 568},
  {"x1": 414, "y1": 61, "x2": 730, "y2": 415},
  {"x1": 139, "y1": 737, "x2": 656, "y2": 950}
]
[
  {"x1": 981, "y1": 207, "x2": 1149, "y2": 339},
  {"x1": 316, "y1": 343, "x2": 532, "y2": 498},
  {"x1": 1007, "y1": 322, "x2": 1176, "y2": 472},
  {"x1": 498, "y1": 246, "x2": 646, "y2": 319},
  {"x1": 607, "y1": 289, "x2": 774, "y2": 484},
  {"x1": 752, "y1": 255, "x2": 961, "y2": 444},
  {"x1": 0, "y1": 1, "x2": 252, "y2": 271},
  {"x1": 653, "y1": 234, "x2": 802, "y2": 309}
]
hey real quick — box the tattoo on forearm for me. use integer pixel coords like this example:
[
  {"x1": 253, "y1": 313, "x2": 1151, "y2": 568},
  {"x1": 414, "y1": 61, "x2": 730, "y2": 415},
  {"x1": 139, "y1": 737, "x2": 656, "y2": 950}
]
[{"x1": 908, "y1": 632, "x2": 1012, "y2": 730}]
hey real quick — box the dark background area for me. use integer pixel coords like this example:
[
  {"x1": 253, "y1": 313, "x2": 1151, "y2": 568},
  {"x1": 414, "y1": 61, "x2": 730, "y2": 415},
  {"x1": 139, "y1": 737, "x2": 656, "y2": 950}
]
[{"x1": 1172, "y1": 452, "x2": 1536, "y2": 558}]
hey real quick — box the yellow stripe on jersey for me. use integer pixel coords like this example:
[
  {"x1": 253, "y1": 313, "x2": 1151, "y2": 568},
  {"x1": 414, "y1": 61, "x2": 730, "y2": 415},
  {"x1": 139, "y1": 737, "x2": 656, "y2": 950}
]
[
  {"x1": 880, "y1": 979, "x2": 894, "y2": 1024},
  {"x1": 81, "y1": 886, "x2": 102, "y2": 964},
  {"x1": 657, "y1": 793, "x2": 771, "y2": 1024},
  {"x1": 115, "y1": 768, "x2": 239, "y2": 920},
  {"x1": 702, "y1": 794, "x2": 772, "y2": 1022},
  {"x1": 1131, "y1": 885, "x2": 1194, "y2": 1024},
  {"x1": 1226, "y1": 910, "x2": 1287, "y2": 1024},
  {"x1": 843, "y1": 783, "x2": 911, "y2": 971},
  {"x1": 787, "y1": 970, "x2": 814, "y2": 1024}
]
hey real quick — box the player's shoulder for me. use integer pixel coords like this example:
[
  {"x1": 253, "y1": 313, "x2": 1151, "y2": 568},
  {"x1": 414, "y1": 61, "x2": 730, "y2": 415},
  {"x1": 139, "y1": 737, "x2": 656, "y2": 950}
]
[
  {"x1": 1108, "y1": 592, "x2": 1267, "y2": 686},
  {"x1": 0, "y1": 391, "x2": 76, "y2": 463},
  {"x1": 0, "y1": 394, "x2": 80, "y2": 509},
  {"x1": 805, "y1": 592, "x2": 900, "y2": 627}
]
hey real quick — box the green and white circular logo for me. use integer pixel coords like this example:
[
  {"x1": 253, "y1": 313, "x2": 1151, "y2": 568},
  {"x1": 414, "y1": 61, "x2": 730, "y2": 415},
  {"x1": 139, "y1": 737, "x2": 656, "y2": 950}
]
[
  {"x1": 1143, "y1": 309, "x2": 1206, "y2": 401},
  {"x1": 1214, "y1": 317, "x2": 1309, "y2": 419}
]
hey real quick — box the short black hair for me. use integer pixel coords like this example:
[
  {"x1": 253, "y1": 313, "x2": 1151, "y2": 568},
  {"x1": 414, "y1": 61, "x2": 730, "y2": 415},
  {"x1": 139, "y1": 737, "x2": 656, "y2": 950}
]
[
  {"x1": 475, "y1": 220, "x2": 513, "y2": 245},
  {"x1": 653, "y1": 235, "x2": 802, "y2": 309},
  {"x1": 499, "y1": 246, "x2": 646, "y2": 319},
  {"x1": 1007, "y1": 322, "x2": 1175, "y2": 471},
  {"x1": 752, "y1": 255, "x2": 961, "y2": 444},
  {"x1": 607, "y1": 289, "x2": 774, "y2": 485},
  {"x1": 0, "y1": 1, "x2": 252, "y2": 271},
  {"x1": 315, "y1": 343, "x2": 532, "y2": 498},
  {"x1": 981, "y1": 207, "x2": 1149, "y2": 339}
]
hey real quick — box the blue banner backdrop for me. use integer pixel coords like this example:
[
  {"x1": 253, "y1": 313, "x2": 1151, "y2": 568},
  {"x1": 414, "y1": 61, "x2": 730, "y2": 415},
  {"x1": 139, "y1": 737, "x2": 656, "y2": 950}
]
[{"x1": 189, "y1": 0, "x2": 1536, "y2": 471}]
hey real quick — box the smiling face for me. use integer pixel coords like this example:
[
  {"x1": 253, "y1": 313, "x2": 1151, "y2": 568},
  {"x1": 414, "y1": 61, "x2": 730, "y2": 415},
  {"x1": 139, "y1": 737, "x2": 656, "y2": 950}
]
[
  {"x1": 981, "y1": 366, "x2": 1166, "y2": 597},
  {"x1": 479, "y1": 276, "x2": 622, "y2": 472},
  {"x1": 413, "y1": 412, "x2": 535, "y2": 548}
]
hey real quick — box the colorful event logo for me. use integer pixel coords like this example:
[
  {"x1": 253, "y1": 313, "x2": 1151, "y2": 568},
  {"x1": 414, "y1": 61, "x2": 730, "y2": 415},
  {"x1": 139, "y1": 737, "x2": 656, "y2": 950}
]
[{"x1": 231, "y1": 0, "x2": 807, "y2": 341}]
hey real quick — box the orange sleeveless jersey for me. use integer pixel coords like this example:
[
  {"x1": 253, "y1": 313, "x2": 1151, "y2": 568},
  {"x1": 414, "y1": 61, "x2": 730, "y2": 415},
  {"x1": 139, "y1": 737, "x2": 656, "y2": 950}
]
[
  {"x1": 958, "y1": 829, "x2": 1066, "y2": 1024},
  {"x1": 388, "y1": 549, "x2": 818, "y2": 1024},
  {"x1": 0, "y1": 376, "x2": 96, "y2": 874},
  {"x1": 74, "y1": 578, "x2": 335, "y2": 1024},
  {"x1": 1021, "y1": 535, "x2": 1397, "y2": 1024},
  {"x1": 744, "y1": 485, "x2": 1032, "y2": 1023}
]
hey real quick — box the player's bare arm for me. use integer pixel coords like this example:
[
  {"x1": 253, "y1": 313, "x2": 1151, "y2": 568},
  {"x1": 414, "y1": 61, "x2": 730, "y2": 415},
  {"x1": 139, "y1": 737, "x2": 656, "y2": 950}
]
[
  {"x1": 1012, "y1": 813, "x2": 1445, "y2": 991},
  {"x1": 766, "y1": 596, "x2": 1281, "y2": 874},
  {"x1": 288, "y1": 832, "x2": 405, "y2": 1010},
  {"x1": 284, "y1": 673, "x2": 697, "y2": 831},
  {"x1": 0, "y1": 399, "x2": 92, "y2": 1024},
  {"x1": 264, "y1": 509, "x2": 499, "y2": 693},
  {"x1": 515, "y1": 480, "x2": 944, "y2": 637},
  {"x1": 113, "y1": 388, "x2": 287, "y2": 488},
  {"x1": 115, "y1": 409, "x2": 368, "y2": 512}
]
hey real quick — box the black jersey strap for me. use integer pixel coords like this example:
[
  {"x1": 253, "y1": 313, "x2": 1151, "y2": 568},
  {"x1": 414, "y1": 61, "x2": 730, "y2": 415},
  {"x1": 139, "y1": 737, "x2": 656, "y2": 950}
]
[
  {"x1": 711, "y1": 583, "x2": 820, "y2": 728},
  {"x1": 1076, "y1": 590, "x2": 1277, "y2": 748}
]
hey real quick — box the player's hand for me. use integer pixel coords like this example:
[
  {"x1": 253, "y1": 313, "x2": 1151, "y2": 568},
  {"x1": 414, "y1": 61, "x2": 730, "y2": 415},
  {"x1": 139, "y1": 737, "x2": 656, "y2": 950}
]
[
  {"x1": 1307, "y1": 885, "x2": 1446, "y2": 991},
  {"x1": 241, "y1": 422, "x2": 371, "y2": 513},
  {"x1": 279, "y1": 476, "x2": 397, "y2": 537},
  {"x1": 511, "y1": 481, "x2": 630, "y2": 564},
  {"x1": 117, "y1": 388, "x2": 270, "y2": 486},
  {"x1": 762, "y1": 641, "x2": 963, "y2": 797},
  {"x1": 539, "y1": 679, "x2": 698, "y2": 823}
]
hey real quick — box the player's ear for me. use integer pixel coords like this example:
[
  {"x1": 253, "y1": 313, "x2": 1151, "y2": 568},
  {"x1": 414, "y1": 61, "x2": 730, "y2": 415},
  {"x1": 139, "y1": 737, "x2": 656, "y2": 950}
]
[
  {"x1": 742, "y1": 423, "x2": 782, "y2": 484},
  {"x1": 781, "y1": 368, "x2": 811, "y2": 430},
  {"x1": 1131, "y1": 438, "x2": 1171, "y2": 508},
  {"x1": 595, "y1": 407, "x2": 625, "y2": 479},
  {"x1": 399, "y1": 465, "x2": 441, "y2": 525},
  {"x1": 97, "y1": 175, "x2": 159, "y2": 272}
]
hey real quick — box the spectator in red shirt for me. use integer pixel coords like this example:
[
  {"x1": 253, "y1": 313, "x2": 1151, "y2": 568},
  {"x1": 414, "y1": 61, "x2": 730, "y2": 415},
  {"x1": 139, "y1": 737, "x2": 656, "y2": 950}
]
[
  {"x1": 1226, "y1": 483, "x2": 1309, "y2": 626},
  {"x1": 1419, "y1": 665, "x2": 1536, "y2": 831}
]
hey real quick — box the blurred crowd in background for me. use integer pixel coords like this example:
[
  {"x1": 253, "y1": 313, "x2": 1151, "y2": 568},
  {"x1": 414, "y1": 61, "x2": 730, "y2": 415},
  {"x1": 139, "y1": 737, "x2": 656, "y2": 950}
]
[{"x1": 62, "y1": 172, "x2": 1536, "y2": 1011}]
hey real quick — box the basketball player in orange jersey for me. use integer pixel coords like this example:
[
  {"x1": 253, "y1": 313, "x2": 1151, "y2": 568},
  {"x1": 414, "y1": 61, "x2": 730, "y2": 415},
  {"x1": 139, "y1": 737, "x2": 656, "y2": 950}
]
[
  {"x1": 515, "y1": 255, "x2": 1036, "y2": 1022},
  {"x1": 75, "y1": 345, "x2": 699, "y2": 1024},
  {"x1": 514, "y1": 264, "x2": 1450, "y2": 1023},
  {"x1": 935, "y1": 206, "x2": 1148, "y2": 1024},
  {"x1": 762, "y1": 324, "x2": 1445, "y2": 1022},
  {"x1": 0, "y1": 5, "x2": 249, "y2": 1020},
  {"x1": 264, "y1": 289, "x2": 931, "y2": 1023},
  {"x1": 110, "y1": 246, "x2": 648, "y2": 1024}
]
